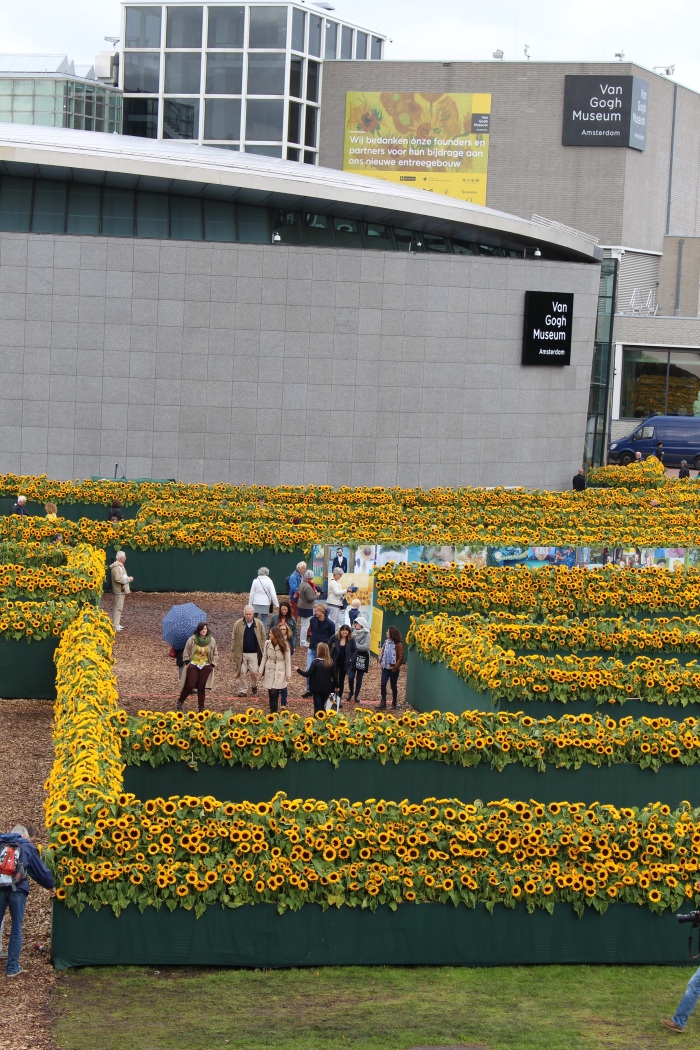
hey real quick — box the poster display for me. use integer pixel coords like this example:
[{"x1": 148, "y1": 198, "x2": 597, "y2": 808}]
[{"x1": 343, "y1": 91, "x2": 491, "y2": 205}]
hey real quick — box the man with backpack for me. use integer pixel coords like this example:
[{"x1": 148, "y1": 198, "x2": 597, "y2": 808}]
[
  {"x1": 286, "y1": 560, "x2": 306, "y2": 620},
  {"x1": 0, "y1": 824, "x2": 56, "y2": 977}
]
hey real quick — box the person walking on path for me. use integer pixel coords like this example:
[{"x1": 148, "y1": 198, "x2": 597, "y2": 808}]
[
  {"x1": 269, "y1": 598, "x2": 297, "y2": 653},
  {"x1": 287, "y1": 560, "x2": 306, "y2": 620},
  {"x1": 379, "y1": 626, "x2": 404, "y2": 710},
  {"x1": 327, "y1": 567, "x2": 355, "y2": 627},
  {"x1": 298, "y1": 569, "x2": 321, "y2": 647},
  {"x1": 248, "y1": 567, "x2": 279, "y2": 629},
  {"x1": 572, "y1": 469, "x2": 586, "y2": 491},
  {"x1": 177, "y1": 622, "x2": 218, "y2": 712},
  {"x1": 329, "y1": 623, "x2": 356, "y2": 702},
  {"x1": 109, "y1": 551, "x2": 133, "y2": 631},
  {"x1": 348, "y1": 616, "x2": 370, "y2": 703},
  {"x1": 303, "y1": 603, "x2": 335, "y2": 696},
  {"x1": 296, "y1": 642, "x2": 337, "y2": 715},
  {"x1": 259, "y1": 626, "x2": 292, "y2": 713},
  {"x1": 0, "y1": 824, "x2": 55, "y2": 978},
  {"x1": 231, "y1": 606, "x2": 266, "y2": 698}
]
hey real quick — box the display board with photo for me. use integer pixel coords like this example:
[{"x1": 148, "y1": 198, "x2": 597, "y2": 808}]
[
  {"x1": 454, "y1": 546, "x2": 488, "y2": 569},
  {"x1": 407, "y1": 545, "x2": 455, "y2": 567}
]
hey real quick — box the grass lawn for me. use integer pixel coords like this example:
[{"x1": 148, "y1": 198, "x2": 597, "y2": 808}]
[{"x1": 53, "y1": 964, "x2": 695, "y2": 1050}]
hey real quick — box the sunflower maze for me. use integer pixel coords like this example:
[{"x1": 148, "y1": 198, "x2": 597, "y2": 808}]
[{"x1": 3, "y1": 469, "x2": 700, "y2": 967}]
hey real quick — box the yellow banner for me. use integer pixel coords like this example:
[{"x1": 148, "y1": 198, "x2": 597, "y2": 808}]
[{"x1": 343, "y1": 91, "x2": 491, "y2": 205}]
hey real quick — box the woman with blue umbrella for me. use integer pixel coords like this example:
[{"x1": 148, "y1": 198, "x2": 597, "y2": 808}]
[{"x1": 177, "y1": 622, "x2": 218, "y2": 712}]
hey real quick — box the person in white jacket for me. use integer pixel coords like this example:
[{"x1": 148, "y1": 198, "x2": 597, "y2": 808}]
[
  {"x1": 248, "y1": 567, "x2": 279, "y2": 629},
  {"x1": 326, "y1": 567, "x2": 354, "y2": 627}
]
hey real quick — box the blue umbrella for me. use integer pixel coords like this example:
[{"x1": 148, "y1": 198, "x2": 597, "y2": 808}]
[{"x1": 162, "y1": 602, "x2": 207, "y2": 650}]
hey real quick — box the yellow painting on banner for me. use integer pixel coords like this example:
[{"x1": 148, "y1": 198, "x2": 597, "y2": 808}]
[{"x1": 343, "y1": 91, "x2": 491, "y2": 205}]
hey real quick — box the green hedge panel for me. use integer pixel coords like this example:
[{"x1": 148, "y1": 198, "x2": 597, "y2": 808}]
[
  {"x1": 50, "y1": 900, "x2": 694, "y2": 969},
  {"x1": 120, "y1": 547, "x2": 307, "y2": 593},
  {"x1": 0, "y1": 637, "x2": 59, "y2": 699},
  {"x1": 406, "y1": 651, "x2": 700, "y2": 721},
  {"x1": 0, "y1": 498, "x2": 140, "y2": 522}
]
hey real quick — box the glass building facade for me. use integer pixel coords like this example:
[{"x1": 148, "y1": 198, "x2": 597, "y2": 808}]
[
  {"x1": 0, "y1": 77, "x2": 122, "y2": 133},
  {"x1": 584, "y1": 259, "x2": 617, "y2": 468},
  {"x1": 121, "y1": 2, "x2": 386, "y2": 160}
]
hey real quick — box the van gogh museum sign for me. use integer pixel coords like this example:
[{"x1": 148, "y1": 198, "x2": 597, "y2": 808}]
[{"x1": 562, "y1": 75, "x2": 648, "y2": 150}]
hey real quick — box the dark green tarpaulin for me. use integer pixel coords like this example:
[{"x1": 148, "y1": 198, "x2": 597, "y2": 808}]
[
  {"x1": 0, "y1": 498, "x2": 140, "y2": 522},
  {"x1": 51, "y1": 900, "x2": 694, "y2": 970},
  {"x1": 120, "y1": 547, "x2": 307, "y2": 593},
  {"x1": 0, "y1": 637, "x2": 58, "y2": 699},
  {"x1": 124, "y1": 756, "x2": 700, "y2": 809}
]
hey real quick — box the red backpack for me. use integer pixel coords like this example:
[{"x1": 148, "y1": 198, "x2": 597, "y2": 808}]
[{"x1": 0, "y1": 844, "x2": 26, "y2": 889}]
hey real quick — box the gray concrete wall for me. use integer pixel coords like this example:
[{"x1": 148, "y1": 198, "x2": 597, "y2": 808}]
[
  {"x1": 0, "y1": 231, "x2": 599, "y2": 489},
  {"x1": 319, "y1": 61, "x2": 686, "y2": 252}
]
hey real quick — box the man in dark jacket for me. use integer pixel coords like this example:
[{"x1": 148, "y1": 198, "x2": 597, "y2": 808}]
[
  {"x1": 0, "y1": 824, "x2": 55, "y2": 977},
  {"x1": 11, "y1": 495, "x2": 28, "y2": 516},
  {"x1": 572, "y1": 469, "x2": 586, "y2": 492},
  {"x1": 302, "y1": 604, "x2": 335, "y2": 695}
]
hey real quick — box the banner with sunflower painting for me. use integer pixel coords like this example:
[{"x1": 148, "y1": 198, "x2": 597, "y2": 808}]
[{"x1": 343, "y1": 91, "x2": 491, "y2": 205}]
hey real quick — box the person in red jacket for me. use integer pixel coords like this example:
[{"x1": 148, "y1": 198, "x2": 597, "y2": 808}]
[{"x1": 0, "y1": 824, "x2": 56, "y2": 978}]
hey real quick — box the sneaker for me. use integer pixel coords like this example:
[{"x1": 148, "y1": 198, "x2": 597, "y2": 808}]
[
  {"x1": 6, "y1": 967, "x2": 24, "y2": 978},
  {"x1": 115, "y1": 625, "x2": 124, "y2": 631},
  {"x1": 662, "y1": 1019, "x2": 684, "y2": 1034},
  {"x1": 237, "y1": 690, "x2": 248, "y2": 697},
  {"x1": 251, "y1": 686, "x2": 257, "y2": 695}
]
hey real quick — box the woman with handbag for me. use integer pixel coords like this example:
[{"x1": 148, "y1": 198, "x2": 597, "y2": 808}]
[
  {"x1": 348, "y1": 616, "x2": 370, "y2": 703},
  {"x1": 296, "y1": 642, "x2": 337, "y2": 715},
  {"x1": 177, "y1": 623, "x2": 218, "y2": 712},
  {"x1": 248, "y1": 567, "x2": 279, "y2": 629},
  {"x1": 378, "y1": 626, "x2": 404, "y2": 710},
  {"x1": 258, "y1": 626, "x2": 292, "y2": 714},
  {"x1": 329, "y1": 623, "x2": 356, "y2": 703}
]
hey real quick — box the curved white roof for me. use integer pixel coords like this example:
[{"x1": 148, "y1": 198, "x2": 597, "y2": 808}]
[{"x1": 0, "y1": 124, "x2": 601, "y2": 261}]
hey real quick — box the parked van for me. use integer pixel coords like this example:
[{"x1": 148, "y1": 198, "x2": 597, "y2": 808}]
[{"x1": 608, "y1": 415, "x2": 700, "y2": 467}]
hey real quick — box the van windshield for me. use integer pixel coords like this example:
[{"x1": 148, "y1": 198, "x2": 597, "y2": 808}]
[{"x1": 632, "y1": 425, "x2": 655, "y2": 441}]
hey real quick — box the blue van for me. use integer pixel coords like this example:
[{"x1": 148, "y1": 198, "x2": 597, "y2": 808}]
[{"x1": 608, "y1": 415, "x2": 700, "y2": 467}]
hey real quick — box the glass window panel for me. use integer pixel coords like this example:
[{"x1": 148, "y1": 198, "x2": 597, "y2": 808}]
[
  {"x1": 325, "y1": 22, "x2": 337, "y2": 59},
  {"x1": 124, "y1": 52, "x2": 160, "y2": 93},
  {"x1": 365, "y1": 222, "x2": 394, "y2": 250},
  {"x1": 292, "y1": 8, "x2": 305, "y2": 51},
  {"x1": 288, "y1": 101, "x2": 302, "y2": 143},
  {"x1": 451, "y1": 237, "x2": 478, "y2": 255},
  {"x1": 393, "y1": 228, "x2": 415, "y2": 252},
  {"x1": 102, "y1": 187, "x2": 135, "y2": 237},
  {"x1": 166, "y1": 6, "x2": 203, "y2": 48},
  {"x1": 245, "y1": 98, "x2": 283, "y2": 140},
  {"x1": 0, "y1": 177, "x2": 32, "y2": 232},
  {"x1": 302, "y1": 212, "x2": 332, "y2": 246},
  {"x1": 206, "y1": 53, "x2": 243, "y2": 94},
  {"x1": 34, "y1": 80, "x2": 54, "y2": 96},
  {"x1": 34, "y1": 96, "x2": 54, "y2": 113},
  {"x1": 123, "y1": 97, "x2": 159, "y2": 137},
  {"x1": 332, "y1": 216, "x2": 363, "y2": 249},
  {"x1": 245, "y1": 144, "x2": 282, "y2": 156},
  {"x1": 165, "y1": 52, "x2": 201, "y2": 94},
  {"x1": 33, "y1": 112, "x2": 56, "y2": 127},
  {"x1": 203, "y1": 198, "x2": 236, "y2": 241},
  {"x1": 136, "y1": 191, "x2": 169, "y2": 238},
  {"x1": 371, "y1": 36, "x2": 383, "y2": 60},
  {"x1": 286, "y1": 147, "x2": 300, "y2": 161},
  {"x1": 30, "y1": 181, "x2": 66, "y2": 233},
  {"x1": 308, "y1": 15, "x2": 322, "y2": 57},
  {"x1": 271, "y1": 209, "x2": 302, "y2": 245},
  {"x1": 13, "y1": 95, "x2": 33, "y2": 113},
  {"x1": 667, "y1": 351, "x2": 700, "y2": 416},
  {"x1": 620, "y1": 349, "x2": 669, "y2": 418},
  {"x1": 163, "y1": 98, "x2": 199, "y2": 138},
  {"x1": 303, "y1": 151, "x2": 316, "y2": 165},
  {"x1": 306, "y1": 61, "x2": 319, "y2": 102},
  {"x1": 247, "y1": 53, "x2": 286, "y2": 95},
  {"x1": 237, "y1": 204, "x2": 268, "y2": 243},
  {"x1": 208, "y1": 6, "x2": 244, "y2": 47},
  {"x1": 125, "y1": 6, "x2": 162, "y2": 48},
  {"x1": 248, "y1": 6, "x2": 287, "y2": 48},
  {"x1": 204, "y1": 98, "x2": 240, "y2": 139},
  {"x1": 423, "y1": 233, "x2": 449, "y2": 253},
  {"x1": 340, "y1": 26, "x2": 353, "y2": 59},
  {"x1": 289, "y1": 58, "x2": 303, "y2": 98},
  {"x1": 356, "y1": 32, "x2": 368, "y2": 59},
  {"x1": 66, "y1": 184, "x2": 100, "y2": 235},
  {"x1": 304, "y1": 105, "x2": 317, "y2": 147},
  {"x1": 170, "y1": 195, "x2": 203, "y2": 239}
]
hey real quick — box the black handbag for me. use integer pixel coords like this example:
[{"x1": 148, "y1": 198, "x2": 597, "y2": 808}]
[{"x1": 355, "y1": 651, "x2": 369, "y2": 672}]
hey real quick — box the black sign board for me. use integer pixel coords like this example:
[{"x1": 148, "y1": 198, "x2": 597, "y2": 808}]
[
  {"x1": 562, "y1": 75, "x2": 648, "y2": 150},
  {"x1": 522, "y1": 292, "x2": 574, "y2": 366}
]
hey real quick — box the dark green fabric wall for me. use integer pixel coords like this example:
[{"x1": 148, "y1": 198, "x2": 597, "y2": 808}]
[
  {"x1": 0, "y1": 637, "x2": 59, "y2": 699},
  {"x1": 120, "y1": 547, "x2": 307, "y2": 593}
]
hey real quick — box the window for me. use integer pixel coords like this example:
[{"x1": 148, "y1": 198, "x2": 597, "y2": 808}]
[
  {"x1": 288, "y1": 101, "x2": 302, "y2": 143},
  {"x1": 247, "y1": 54, "x2": 286, "y2": 95},
  {"x1": 304, "y1": 105, "x2": 317, "y2": 147},
  {"x1": 163, "y1": 98, "x2": 199, "y2": 138},
  {"x1": 371, "y1": 36, "x2": 383, "y2": 60},
  {"x1": 207, "y1": 6, "x2": 244, "y2": 48},
  {"x1": 302, "y1": 212, "x2": 332, "y2": 246},
  {"x1": 245, "y1": 144, "x2": 283, "y2": 157},
  {"x1": 123, "y1": 97, "x2": 159, "y2": 137},
  {"x1": 356, "y1": 32, "x2": 368, "y2": 59},
  {"x1": 164, "y1": 53, "x2": 201, "y2": 94},
  {"x1": 303, "y1": 151, "x2": 316, "y2": 165},
  {"x1": 32, "y1": 180, "x2": 67, "y2": 233},
  {"x1": 170, "y1": 196, "x2": 202, "y2": 239},
  {"x1": 0, "y1": 177, "x2": 31, "y2": 231},
  {"x1": 248, "y1": 7, "x2": 287, "y2": 48},
  {"x1": 620, "y1": 349, "x2": 669, "y2": 418},
  {"x1": 237, "y1": 204, "x2": 269, "y2": 242},
  {"x1": 289, "y1": 58, "x2": 303, "y2": 98},
  {"x1": 123, "y1": 52, "x2": 160, "y2": 93},
  {"x1": 325, "y1": 22, "x2": 337, "y2": 59},
  {"x1": 166, "y1": 6, "x2": 203, "y2": 48},
  {"x1": 203, "y1": 198, "x2": 236, "y2": 241},
  {"x1": 136, "y1": 191, "x2": 169, "y2": 238},
  {"x1": 340, "y1": 26, "x2": 353, "y2": 59},
  {"x1": 204, "y1": 97, "x2": 241, "y2": 139},
  {"x1": 125, "y1": 6, "x2": 162, "y2": 48},
  {"x1": 286, "y1": 147, "x2": 300, "y2": 161},
  {"x1": 102, "y1": 187, "x2": 135, "y2": 237},
  {"x1": 292, "y1": 8, "x2": 305, "y2": 52},
  {"x1": 66, "y1": 185, "x2": 100, "y2": 235},
  {"x1": 245, "y1": 98, "x2": 283, "y2": 140},
  {"x1": 206, "y1": 53, "x2": 243, "y2": 94},
  {"x1": 271, "y1": 209, "x2": 302, "y2": 244},
  {"x1": 308, "y1": 15, "x2": 322, "y2": 57},
  {"x1": 332, "y1": 217, "x2": 363, "y2": 249},
  {"x1": 306, "y1": 61, "x2": 319, "y2": 102},
  {"x1": 365, "y1": 223, "x2": 393, "y2": 250}
]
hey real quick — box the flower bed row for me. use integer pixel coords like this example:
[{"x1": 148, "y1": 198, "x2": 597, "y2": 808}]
[
  {"x1": 119, "y1": 706, "x2": 700, "y2": 775},
  {"x1": 473, "y1": 613, "x2": 700, "y2": 655},
  {"x1": 374, "y1": 563, "x2": 700, "y2": 616},
  {"x1": 0, "y1": 544, "x2": 104, "y2": 603},
  {"x1": 588, "y1": 457, "x2": 667, "y2": 489},
  {"x1": 408, "y1": 613, "x2": 700, "y2": 708},
  {"x1": 0, "y1": 599, "x2": 82, "y2": 641}
]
